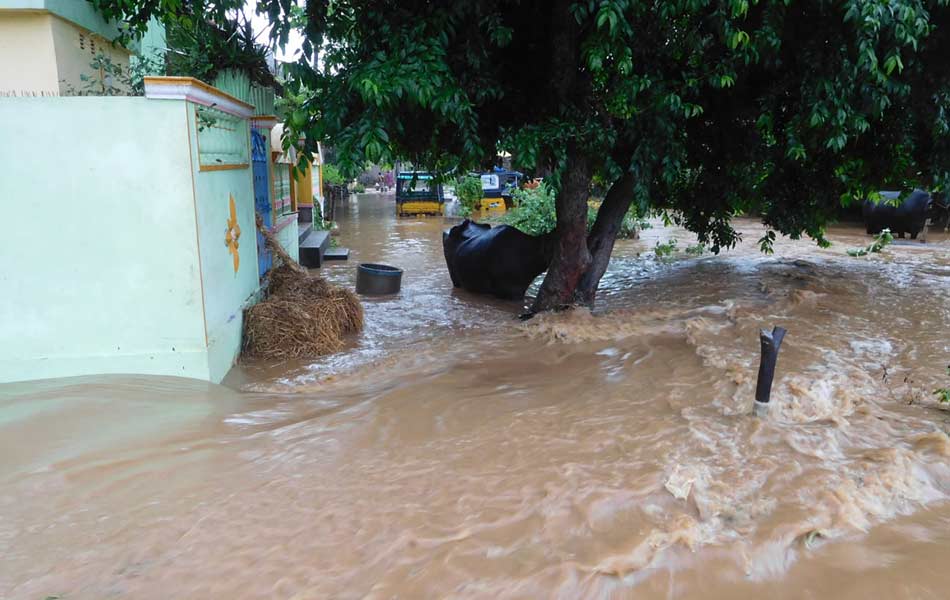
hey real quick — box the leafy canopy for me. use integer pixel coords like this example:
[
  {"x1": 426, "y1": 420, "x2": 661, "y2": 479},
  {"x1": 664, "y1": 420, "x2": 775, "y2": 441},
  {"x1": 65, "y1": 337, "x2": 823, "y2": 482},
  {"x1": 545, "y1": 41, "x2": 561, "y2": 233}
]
[
  {"x1": 93, "y1": 0, "x2": 950, "y2": 252},
  {"x1": 274, "y1": 0, "x2": 950, "y2": 252},
  {"x1": 88, "y1": 0, "x2": 279, "y2": 89}
]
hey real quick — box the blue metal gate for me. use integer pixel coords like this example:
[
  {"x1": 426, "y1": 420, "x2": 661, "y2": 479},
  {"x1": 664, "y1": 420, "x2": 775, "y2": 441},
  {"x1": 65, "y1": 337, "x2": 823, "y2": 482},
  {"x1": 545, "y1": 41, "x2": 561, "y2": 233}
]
[{"x1": 251, "y1": 130, "x2": 272, "y2": 277}]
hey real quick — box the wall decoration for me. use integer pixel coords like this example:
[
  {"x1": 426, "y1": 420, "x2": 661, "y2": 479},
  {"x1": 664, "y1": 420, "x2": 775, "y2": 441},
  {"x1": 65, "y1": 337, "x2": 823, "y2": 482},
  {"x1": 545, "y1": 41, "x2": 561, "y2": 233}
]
[{"x1": 225, "y1": 193, "x2": 241, "y2": 273}]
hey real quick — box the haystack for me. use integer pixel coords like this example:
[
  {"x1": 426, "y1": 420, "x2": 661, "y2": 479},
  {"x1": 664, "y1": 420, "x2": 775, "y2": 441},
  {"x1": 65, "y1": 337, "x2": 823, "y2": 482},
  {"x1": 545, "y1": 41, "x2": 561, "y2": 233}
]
[
  {"x1": 267, "y1": 263, "x2": 331, "y2": 298},
  {"x1": 242, "y1": 217, "x2": 364, "y2": 360}
]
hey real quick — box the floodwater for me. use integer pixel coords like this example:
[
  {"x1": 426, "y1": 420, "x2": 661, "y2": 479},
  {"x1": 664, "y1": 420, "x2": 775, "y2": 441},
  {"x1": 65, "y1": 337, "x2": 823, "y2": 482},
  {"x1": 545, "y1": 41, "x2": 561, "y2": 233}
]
[{"x1": 2, "y1": 193, "x2": 950, "y2": 599}]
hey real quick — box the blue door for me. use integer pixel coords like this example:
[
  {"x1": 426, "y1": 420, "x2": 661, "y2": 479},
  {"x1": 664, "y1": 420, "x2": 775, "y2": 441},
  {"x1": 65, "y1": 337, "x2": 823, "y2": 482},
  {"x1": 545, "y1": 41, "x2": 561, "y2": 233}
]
[{"x1": 251, "y1": 130, "x2": 272, "y2": 277}]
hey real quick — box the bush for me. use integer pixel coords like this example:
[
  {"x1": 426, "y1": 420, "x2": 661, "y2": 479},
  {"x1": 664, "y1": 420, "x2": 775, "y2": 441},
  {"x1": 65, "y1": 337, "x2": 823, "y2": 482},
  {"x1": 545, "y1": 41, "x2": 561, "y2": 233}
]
[
  {"x1": 654, "y1": 239, "x2": 678, "y2": 257},
  {"x1": 456, "y1": 175, "x2": 483, "y2": 216},
  {"x1": 322, "y1": 163, "x2": 345, "y2": 186},
  {"x1": 504, "y1": 183, "x2": 558, "y2": 235},
  {"x1": 351, "y1": 182, "x2": 366, "y2": 193},
  {"x1": 506, "y1": 183, "x2": 645, "y2": 238},
  {"x1": 935, "y1": 366, "x2": 950, "y2": 404},
  {"x1": 618, "y1": 204, "x2": 646, "y2": 238}
]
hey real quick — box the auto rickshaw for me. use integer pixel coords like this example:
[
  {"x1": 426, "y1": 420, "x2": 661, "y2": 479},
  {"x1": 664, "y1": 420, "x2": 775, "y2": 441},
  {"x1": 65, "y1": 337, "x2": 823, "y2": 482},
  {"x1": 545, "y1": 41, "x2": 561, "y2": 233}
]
[
  {"x1": 476, "y1": 168, "x2": 523, "y2": 212},
  {"x1": 395, "y1": 171, "x2": 444, "y2": 216}
]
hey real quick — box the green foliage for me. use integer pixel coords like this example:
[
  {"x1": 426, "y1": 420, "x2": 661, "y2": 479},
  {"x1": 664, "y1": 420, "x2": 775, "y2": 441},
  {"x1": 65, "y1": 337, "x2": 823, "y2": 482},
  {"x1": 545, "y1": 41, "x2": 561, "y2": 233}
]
[
  {"x1": 847, "y1": 229, "x2": 894, "y2": 256},
  {"x1": 97, "y1": 0, "x2": 950, "y2": 296},
  {"x1": 455, "y1": 176, "x2": 483, "y2": 217},
  {"x1": 63, "y1": 52, "x2": 163, "y2": 96},
  {"x1": 503, "y1": 184, "x2": 558, "y2": 236},
  {"x1": 506, "y1": 184, "x2": 645, "y2": 238},
  {"x1": 618, "y1": 204, "x2": 647, "y2": 239},
  {"x1": 269, "y1": 0, "x2": 947, "y2": 253},
  {"x1": 351, "y1": 182, "x2": 366, "y2": 193},
  {"x1": 685, "y1": 243, "x2": 706, "y2": 256},
  {"x1": 934, "y1": 366, "x2": 950, "y2": 403},
  {"x1": 88, "y1": 0, "x2": 277, "y2": 90},
  {"x1": 654, "y1": 239, "x2": 678, "y2": 258},
  {"x1": 322, "y1": 164, "x2": 346, "y2": 187},
  {"x1": 758, "y1": 231, "x2": 777, "y2": 255},
  {"x1": 127, "y1": 53, "x2": 165, "y2": 94}
]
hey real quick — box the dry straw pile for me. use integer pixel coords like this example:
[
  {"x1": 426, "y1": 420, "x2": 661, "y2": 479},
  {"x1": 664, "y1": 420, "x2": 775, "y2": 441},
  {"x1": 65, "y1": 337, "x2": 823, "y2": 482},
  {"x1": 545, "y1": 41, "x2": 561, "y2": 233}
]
[{"x1": 242, "y1": 217, "x2": 364, "y2": 359}]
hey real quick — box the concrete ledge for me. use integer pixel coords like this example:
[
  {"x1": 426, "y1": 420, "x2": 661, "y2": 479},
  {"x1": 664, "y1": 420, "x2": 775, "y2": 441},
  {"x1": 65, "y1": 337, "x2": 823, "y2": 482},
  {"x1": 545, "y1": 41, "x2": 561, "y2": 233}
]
[{"x1": 144, "y1": 76, "x2": 255, "y2": 119}]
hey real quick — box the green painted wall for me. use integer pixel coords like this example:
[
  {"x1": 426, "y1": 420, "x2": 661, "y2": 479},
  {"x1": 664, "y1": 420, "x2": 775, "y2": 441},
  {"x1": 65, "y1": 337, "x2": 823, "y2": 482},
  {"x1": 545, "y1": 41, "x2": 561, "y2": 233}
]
[
  {"x1": 0, "y1": 95, "x2": 280, "y2": 384},
  {"x1": 0, "y1": 98, "x2": 209, "y2": 382},
  {"x1": 276, "y1": 220, "x2": 300, "y2": 263},
  {"x1": 138, "y1": 18, "x2": 165, "y2": 63},
  {"x1": 185, "y1": 101, "x2": 261, "y2": 382}
]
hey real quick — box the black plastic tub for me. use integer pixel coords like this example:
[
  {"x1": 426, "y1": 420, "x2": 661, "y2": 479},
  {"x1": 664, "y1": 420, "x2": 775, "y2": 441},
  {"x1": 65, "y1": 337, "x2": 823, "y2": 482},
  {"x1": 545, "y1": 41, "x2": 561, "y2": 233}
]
[{"x1": 356, "y1": 263, "x2": 403, "y2": 295}]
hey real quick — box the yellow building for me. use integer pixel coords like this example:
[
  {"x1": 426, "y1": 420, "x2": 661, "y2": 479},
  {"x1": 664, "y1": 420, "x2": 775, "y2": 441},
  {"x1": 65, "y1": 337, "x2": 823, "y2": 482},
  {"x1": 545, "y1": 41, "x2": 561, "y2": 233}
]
[
  {"x1": 292, "y1": 143, "x2": 327, "y2": 224},
  {"x1": 0, "y1": 0, "x2": 142, "y2": 96}
]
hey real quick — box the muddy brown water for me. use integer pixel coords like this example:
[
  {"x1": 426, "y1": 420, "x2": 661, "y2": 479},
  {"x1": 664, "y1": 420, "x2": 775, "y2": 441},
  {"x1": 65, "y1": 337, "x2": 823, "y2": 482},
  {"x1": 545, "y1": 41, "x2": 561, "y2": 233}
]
[{"x1": 2, "y1": 194, "x2": 950, "y2": 599}]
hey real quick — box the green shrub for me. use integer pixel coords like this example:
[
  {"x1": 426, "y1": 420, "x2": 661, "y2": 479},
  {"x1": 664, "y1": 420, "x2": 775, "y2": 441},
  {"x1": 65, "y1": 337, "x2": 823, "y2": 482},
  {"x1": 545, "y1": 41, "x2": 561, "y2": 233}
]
[
  {"x1": 456, "y1": 175, "x2": 483, "y2": 217},
  {"x1": 322, "y1": 163, "x2": 346, "y2": 186},
  {"x1": 504, "y1": 183, "x2": 558, "y2": 235},
  {"x1": 351, "y1": 182, "x2": 366, "y2": 193},
  {"x1": 654, "y1": 239, "x2": 678, "y2": 257},
  {"x1": 618, "y1": 204, "x2": 648, "y2": 238},
  {"x1": 505, "y1": 184, "x2": 647, "y2": 238},
  {"x1": 935, "y1": 366, "x2": 950, "y2": 404}
]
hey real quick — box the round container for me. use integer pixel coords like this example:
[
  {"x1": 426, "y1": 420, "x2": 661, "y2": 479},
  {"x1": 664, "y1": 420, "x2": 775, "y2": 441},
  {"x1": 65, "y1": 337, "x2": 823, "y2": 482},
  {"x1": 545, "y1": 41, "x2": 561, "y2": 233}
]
[{"x1": 356, "y1": 263, "x2": 403, "y2": 295}]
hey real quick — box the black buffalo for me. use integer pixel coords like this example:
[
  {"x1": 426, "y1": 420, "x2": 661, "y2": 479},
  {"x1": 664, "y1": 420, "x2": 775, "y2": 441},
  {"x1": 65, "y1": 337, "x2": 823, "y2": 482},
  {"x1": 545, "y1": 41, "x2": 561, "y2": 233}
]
[
  {"x1": 863, "y1": 190, "x2": 934, "y2": 239},
  {"x1": 931, "y1": 193, "x2": 950, "y2": 231},
  {"x1": 442, "y1": 219, "x2": 554, "y2": 300}
]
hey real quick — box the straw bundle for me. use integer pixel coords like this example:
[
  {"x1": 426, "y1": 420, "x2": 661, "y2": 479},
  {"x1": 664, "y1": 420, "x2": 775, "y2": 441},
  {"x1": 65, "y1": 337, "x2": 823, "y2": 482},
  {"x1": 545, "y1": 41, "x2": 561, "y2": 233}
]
[
  {"x1": 243, "y1": 218, "x2": 364, "y2": 360},
  {"x1": 268, "y1": 264, "x2": 332, "y2": 298},
  {"x1": 243, "y1": 300, "x2": 345, "y2": 358}
]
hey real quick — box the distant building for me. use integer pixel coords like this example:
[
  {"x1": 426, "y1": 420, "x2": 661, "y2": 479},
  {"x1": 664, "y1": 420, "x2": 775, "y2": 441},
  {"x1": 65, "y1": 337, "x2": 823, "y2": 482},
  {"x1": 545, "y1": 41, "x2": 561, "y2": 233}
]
[{"x1": 0, "y1": 0, "x2": 162, "y2": 96}]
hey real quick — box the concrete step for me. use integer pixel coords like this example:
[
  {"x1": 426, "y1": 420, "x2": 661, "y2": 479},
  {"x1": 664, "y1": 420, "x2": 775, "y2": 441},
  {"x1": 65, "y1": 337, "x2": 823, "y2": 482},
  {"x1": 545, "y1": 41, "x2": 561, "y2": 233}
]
[
  {"x1": 298, "y1": 222, "x2": 313, "y2": 245},
  {"x1": 299, "y1": 230, "x2": 330, "y2": 268},
  {"x1": 323, "y1": 247, "x2": 350, "y2": 261}
]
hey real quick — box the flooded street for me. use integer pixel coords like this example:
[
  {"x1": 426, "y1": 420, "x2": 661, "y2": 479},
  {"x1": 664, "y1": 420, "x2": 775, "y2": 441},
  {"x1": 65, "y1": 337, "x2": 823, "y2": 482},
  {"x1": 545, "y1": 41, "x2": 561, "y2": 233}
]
[{"x1": 2, "y1": 193, "x2": 950, "y2": 599}]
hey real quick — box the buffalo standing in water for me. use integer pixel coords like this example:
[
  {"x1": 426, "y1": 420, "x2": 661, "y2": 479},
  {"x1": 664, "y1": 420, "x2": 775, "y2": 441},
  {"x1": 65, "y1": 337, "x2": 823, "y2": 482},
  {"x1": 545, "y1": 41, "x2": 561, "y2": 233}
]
[
  {"x1": 442, "y1": 220, "x2": 554, "y2": 300},
  {"x1": 862, "y1": 190, "x2": 944, "y2": 239}
]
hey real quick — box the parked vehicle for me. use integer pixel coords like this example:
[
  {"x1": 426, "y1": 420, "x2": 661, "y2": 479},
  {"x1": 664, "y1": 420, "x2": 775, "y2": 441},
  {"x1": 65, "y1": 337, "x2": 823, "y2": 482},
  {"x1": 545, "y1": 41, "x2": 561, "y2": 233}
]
[
  {"x1": 395, "y1": 171, "x2": 445, "y2": 216},
  {"x1": 475, "y1": 167, "x2": 523, "y2": 212}
]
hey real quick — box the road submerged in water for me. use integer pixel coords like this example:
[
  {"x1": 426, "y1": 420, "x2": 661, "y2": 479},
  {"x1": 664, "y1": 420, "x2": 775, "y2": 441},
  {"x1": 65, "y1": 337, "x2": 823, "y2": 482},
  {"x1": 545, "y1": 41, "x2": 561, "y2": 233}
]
[{"x1": 2, "y1": 193, "x2": 950, "y2": 599}]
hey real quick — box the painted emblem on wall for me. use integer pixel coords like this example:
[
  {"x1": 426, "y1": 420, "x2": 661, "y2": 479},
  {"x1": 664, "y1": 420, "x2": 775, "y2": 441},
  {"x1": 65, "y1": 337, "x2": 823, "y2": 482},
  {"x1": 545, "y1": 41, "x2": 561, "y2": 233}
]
[{"x1": 225, "y1": 193, "x2": 242, "y2": 273}]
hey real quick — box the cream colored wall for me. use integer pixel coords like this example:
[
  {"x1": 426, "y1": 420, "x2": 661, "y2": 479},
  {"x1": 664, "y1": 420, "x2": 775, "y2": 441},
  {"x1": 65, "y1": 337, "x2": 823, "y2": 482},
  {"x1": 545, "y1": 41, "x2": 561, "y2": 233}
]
[
  {"x1": 49, "y1": 12, "x2": 130, "y2": 95},
  {"x1": 0, "y1": 12, "x2": 58, "y2": 95},
  {"x1": 0, "y1": 10, "x2": 131, "y2": 96}
]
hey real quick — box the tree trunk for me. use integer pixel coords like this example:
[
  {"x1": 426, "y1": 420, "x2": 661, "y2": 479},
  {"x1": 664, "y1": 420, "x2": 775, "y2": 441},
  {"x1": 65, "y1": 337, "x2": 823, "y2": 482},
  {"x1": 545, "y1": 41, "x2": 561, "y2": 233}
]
[
  {"x1": 526, "y1": 0, "x2": 593, "y2": 314},
  {"x1": 529, "y1": 145, "x2": 593, "y2": 313},
  {"x1": 574, "y1": 173, "x2": 637, "y2": 306}
]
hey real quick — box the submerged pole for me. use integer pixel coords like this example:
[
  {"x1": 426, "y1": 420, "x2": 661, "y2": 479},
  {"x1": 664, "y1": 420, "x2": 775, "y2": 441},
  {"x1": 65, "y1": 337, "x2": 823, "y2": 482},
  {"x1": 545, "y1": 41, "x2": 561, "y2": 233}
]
[{"x1": 753, "y1": 326, "x2": 787, "y2": 417}]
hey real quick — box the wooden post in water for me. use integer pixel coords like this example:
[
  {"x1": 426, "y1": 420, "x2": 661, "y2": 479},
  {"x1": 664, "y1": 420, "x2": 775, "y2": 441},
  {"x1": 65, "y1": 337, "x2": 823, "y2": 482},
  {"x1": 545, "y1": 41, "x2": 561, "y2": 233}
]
[{"x1": 753, "y1": 326, "x2": 787, "y2": 417}]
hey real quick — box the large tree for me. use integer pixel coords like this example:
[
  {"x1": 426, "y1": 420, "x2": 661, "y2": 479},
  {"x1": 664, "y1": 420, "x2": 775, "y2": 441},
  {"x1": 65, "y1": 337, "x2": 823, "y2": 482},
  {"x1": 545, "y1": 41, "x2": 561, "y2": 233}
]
[{"x1": 97, "y1": 0, "x2": 950, "y2": 313}]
